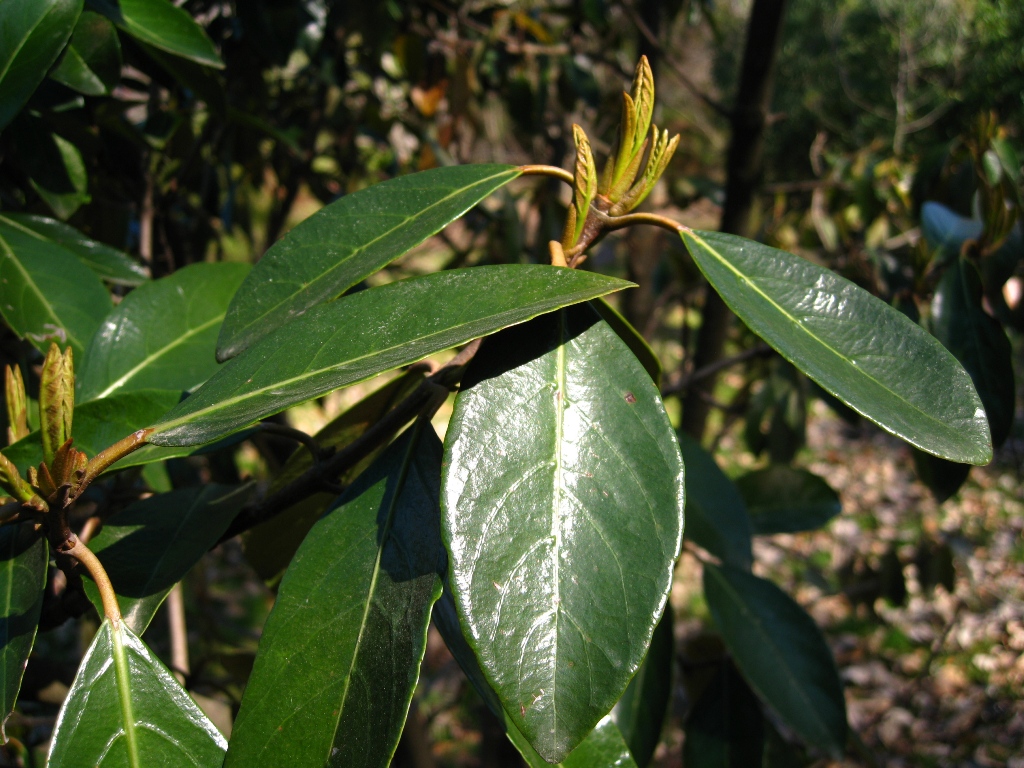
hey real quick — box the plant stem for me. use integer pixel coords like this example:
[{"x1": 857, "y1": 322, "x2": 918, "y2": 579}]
[
  {"x1": 518, "y1": 165, "x2": 575, "y2": 186},
  {"x1": 662, "y1": 343, "x2": 772, "y2": 396},
  {"x1": 74, "y1": 429, "x2": 153, "y2": 501},
  {"x1": 601, "y1": 211, "x2": 685, "y2": 234},
  {"x1": 66, "y1": 535, "x2": 121, "y2": 627}
]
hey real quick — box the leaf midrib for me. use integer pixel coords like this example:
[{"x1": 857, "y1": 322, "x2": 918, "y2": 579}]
[
  {"x1": 548, "y1": 311, "x2": 567, "y2": 742},
  {"x1": 0, "y1": 1, "x2": 51, "y2": 85},
  {"x1": 110, "y1": 624, "x2": 142, "y2": 767},
  {"x1": 227, "y1": 168, "x2": 518, "y2": 350}
]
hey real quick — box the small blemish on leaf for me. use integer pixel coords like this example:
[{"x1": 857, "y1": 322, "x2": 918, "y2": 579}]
[{"x1": 624, "y1": 392, "x2": 636, "y2": 403}]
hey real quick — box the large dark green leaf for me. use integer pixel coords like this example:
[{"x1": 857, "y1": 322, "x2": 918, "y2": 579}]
[
  {"x1": 0, "y1": 212, "x2": 147, "y2": 286},
  {"x1": 703, "y1": 563, "x2": 847, "y2": 757},
  {"x1": 48, "y1": 619, "x2": 227, "y2": 766},
  {"x1": 49, "y1": 10, "x2": 121, "y2": 95},
  {"x1": 736, "y1": 465, "x2": 842, "y2": 535},
  {"x1": 82, "y1": 485, "x2": 250, "y2": 635},
  {"x1": 90, "y1": 0, "x2": 223, "y2": 68},
  {"x1": 931, "y1": 257, "x2": 1015, "y2": 447},
  {"x1": 2, "y1": 389, "x2": 181, "y2": 473},
  {"x1": 0, "y1": 0, "x2": 82, "y2": 130},
  {"x1": 217, "y1": 164, "x2": 521, "y2": 360},
  {"x1": 683, "y1": 660, "x2": 765, "y2": 767},
  {"x1": 78, "y1": 263, "x2": 250, "y2": 401},
  {"x1": 225, "y1": 422, "x2": 445, "y2": 768},
  {"x1": 0, "y1": 216, "x2": 110, "y2": 359},
  {"x1": 0, "y1": 524, "x2": 47, "y2": 739},
  {"x1": 612, "y1": 606, "x2": 674, "y2": 767},
  {"x1": 677, "y1": 432, "x2": 753, "y2": 570},
  {"x1": 441, "y1": 304, "x2": 684, "y2": 762},
  {"x1": 592, "y1": 298, "x2": 662, "y2": 385},
  {"x1": 680, "y1": 230, "x2": 991, "y2": 465},
  {"x1": 149, "y1": 266, "x2": 631, "y2": 447}
]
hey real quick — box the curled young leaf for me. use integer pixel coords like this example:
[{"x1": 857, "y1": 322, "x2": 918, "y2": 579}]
[{"x1": 39, "y1": 344, "x2": 74, "y2": 467}]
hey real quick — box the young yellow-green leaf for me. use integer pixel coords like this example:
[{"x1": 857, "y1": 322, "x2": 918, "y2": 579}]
[
  {"x1": 0, "y1": 217, "x2": 110, "y2": 360},
  {"x1": 681, "y1": 229, "x2": 992, "y2": 465},
  {"x1": 217, "y1": 164, "x2": 521, "y2": 360},
  {"x1": 82, "y1": 485, "x2": 250, "y2": 635},
  {"x1": 0, "y1": 0, "x2": 82, "y2": 130},
  {"x1": 90, "y1": 0, "x2": 223, "y2": 68},
  {"x1": 0, "y1": 524, "x2": 46, "y2": 740},
  {"x1": 225, "y1": 422, "x2": 444, "y2": 768},
  {"x1": 677, "y1": 432, "x2": 753, "y2": 570},
  {"x1": 49, "y1": 10, "x2": 121, "y2": 95},
  {"x1": 703, "y1": 563, "x2": 847, "y2": 758},
  {"x1": 78, "y1": 263, "x2": 250, "y2": 401},
  {"x1": 737, "y1": 465, "x2": 841, "y2": 535},
  {"x1": 0, "y1": 212, "x2": 147, "y2": 286},
  {"x1": 442, "y1": 304, "x2": 684, "y2": 762},
  {"x1": 150, "y1": 266, "x2": 632, "y2": 447},
  {"x1": 48, "y1": 620, "x2": 227, "y2": 767},
  {"x1": 683, "y1": 660, "x2": 765, "y2": 767}
]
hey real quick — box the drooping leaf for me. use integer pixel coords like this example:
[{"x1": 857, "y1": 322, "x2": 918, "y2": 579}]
[
  {"x1": 0, "y1": 524, "x2": 47, "y2": 740},
  {"x1": 149, "y1": 266, "x2": 632, "y2": 447},
  {"x1": 612, "y1": 606, "x2": 674, "y2": 767},
  {"x1": 931, "y1": 257, "x2": 1015, "y2": 447},
  {"x1": 0, "y1": 0, "x2": 82, "y2": 131},
  {"x1": 0, "y1": 217, "x2": 111, "y2": 359},
  {"x1": 912, "y1": 449, "x2": 971, "y2": 504},
  {"x1": 0, "y1": 212, "x2": 147, "y2": 286},
  {"x1": 676, "y1": 432, "x2": 753, "y2": 570},
  {"x1": 683, "y1": 660, "x2": 765, "y2": 767},
  {"x1": 78, "y1": 263, "x2": 250, "y2": 401},
  {"x1": 217, "y1": 164, "x2": 521, "y2": 360},
  {"x1": 680, "y1": 229, "x2": 991, "y2": 465},
  {"x1": 225, "y1": 422, "x2": 445, "y2": 768},
  {"x1": 242, "y1": 368, "x2": 425, "y2": 584},
  {"x1": 2, "y1": 389, "x2": 181, "y2": 474},
  {"x1": 90, "y1": 0, "x2": 223, "y2": 69},
  {"x1": 920, "y1": 202, "x2": 983, "y2": 263},
  {"x1": 592, "y1": 297, "x2": 662, "y2": 385},
  {"x1": 441, "y1": 304, "x2": 684, "y2": 762},
  {"x1": 736, "y1": 465, "x2": 842, "y2": 535},
  {"x1": 82, "y1": 485, "x2": 250, "y2": 635},
  {"x1": 48, "y1": 620, "x2": 227, "y2": 767},
  {"x1": 703, "y1": 563, "x2": 847, "y2": 757},
  {"x1": 49, "y1": 10, "x2": 121, "y2": 95}
]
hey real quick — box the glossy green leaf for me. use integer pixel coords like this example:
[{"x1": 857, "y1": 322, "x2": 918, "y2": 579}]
[
  {"x1": 0, "y1": 524, "x2": 47, "y2": 739},
  {"x1": 703, "y1": 563, "x2": 847, "y2": 757},
  {"x1": 243, "y1": 369, "x2": 425, "y2": 584},
  {"x1": 0, "y1": 0, "x2": 82, "y2": 131},
  {"x1": 931, "y1": 257, "x2": 1015, "y2": 447},
  {"x1": 683, "y1": 660, "x2": 765, "y2": 767},
  {"x1": 78, "y1": 263, "x2": 250, "y2": 401},
  {"x1": 226, "y1": 422, "x2": 445, "y2": 768},
  {"x1": 149, "y1": 266, "x2": 632, "y2": 447},
  {"x1": 681, "y1": 229, "x2": 991, "y2": 465},
  {"x1": 442, "y1": 304, "x2": 684, "y2": 762},
  {"x1": 90, "y1": 0, "x2": 223, "y2": 68},
  {"x1": 217, "y1": 164, "x2": 521, "y2": 360},
  {"x1": 676, "y1": 432, "x2": 753, "y2": 570},
  {"x1": 0, "y1": 212, "x2": 147, "y2": 286},
  {"x1": 0, "y1": 217, "x2": 110, "y2": 359},
  {"x1": 920, "y1": 202, "x2": 982, "y2": 263},
  {"x1": 612, "y1": 606, "x2": 673, "y2": 767},
  {"x1": 736, "y1": 465, "x2": 842, "y2": 535},
  {"x1": 82, "y1": 485, "x2": 250, "y2": 635},
  {"x1": 50, "y1": 11, "x2": 121, "y2": 95},
  {"x1": 48, "y1": 619, "x2": 227, "y2": 767},
  {"x1": 592, "y1": 297, "x2": 662, "y2": 385},
  {"x1": 2, "y1": 389, "x2": 180, "y2": 474}
]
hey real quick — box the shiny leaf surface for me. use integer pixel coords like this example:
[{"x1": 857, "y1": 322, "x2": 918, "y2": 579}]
[
  {"x1": 681, "y1": 229, "x2": 991, "y2": 464},
  {"x1": 48, "y1": 620, "x2": 227, "y2": 767},
  {"x1": 592, "y1": 297, "x2": 662, "y2": 385},
  {"x1": 82, "y1": 485, "x2": 250, "y2": 635},
  {"x1": 0, "y1": 209, "x2": 110, "y2": 360},
  {"x1": 736, "y1": 465, "x2": 842, "y2": 535},
  {"x1": 442, "y1": 305, "x2": 684, "y2": 762},
  {"x1": 0, "y1": 212, "x2": 147, "y2": 286},
  {"x1": 0, "y1": 524, "x2": 46, "y2": 739},
  {"x1": 149, "y1": 266, "x2": 631, "y2": 447},
  {"x1": 0, "y1": 0, "x2": 82, "y2": 130},
  {"x1": 49, "y1": 10, "x2": 121, "y2": 95},
  {"x1": 78, "y1": 263, "x2": 250, "y2": 401},
  {"x1": 703, "y1": 563, "x2": 847, "y2": 757},
  {"x1": 217, "y1": 164, "x2": 520, "y2": 359},
  {"x1": 226, "y1": 423, "x2": 445, "y2": 768},
  {"x1": 677, "y1": 432, "x2": 753, "y2": 570},
  {"x1": 931, "y1": 257, "x2": 1015, "y2": 447},
  {"x1": 90, "y1": 0, "x2": 223, "y2": 68}
]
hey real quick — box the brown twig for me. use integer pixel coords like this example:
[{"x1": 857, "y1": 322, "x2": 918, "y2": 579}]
[
  {"x1": 65, "y1": 535, "x2": 121, "y2": 627},
  {"x1": 662, "y1": 343, "x2": 773, "y2": 397},
  {"x1": 518, "y1": 165, "x2": 575, "y2": 186},
  {"x1": 166, "y1": 583, "x2": 190, "y2": 685}
]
